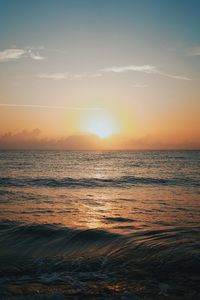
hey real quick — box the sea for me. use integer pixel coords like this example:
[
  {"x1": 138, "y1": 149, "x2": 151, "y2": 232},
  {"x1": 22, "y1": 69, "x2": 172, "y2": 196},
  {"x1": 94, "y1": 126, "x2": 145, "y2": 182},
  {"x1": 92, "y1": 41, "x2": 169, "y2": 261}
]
[{"x1": 0, "y1": 150, "x2": 199, "y2": 299}]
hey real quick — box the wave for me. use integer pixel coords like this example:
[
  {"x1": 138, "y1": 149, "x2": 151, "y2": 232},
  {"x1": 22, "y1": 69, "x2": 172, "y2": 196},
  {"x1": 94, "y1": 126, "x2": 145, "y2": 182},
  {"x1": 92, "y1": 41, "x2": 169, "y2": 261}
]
[
  {"x1": 0, "y1": 175, "x2": 199, "y2": 188},
  {"x1": 0, "y1": 221, "x2": 199, "y2": 298},
  {"x1": 0, "y1": 221, "x2": 199, "y2": 274}
]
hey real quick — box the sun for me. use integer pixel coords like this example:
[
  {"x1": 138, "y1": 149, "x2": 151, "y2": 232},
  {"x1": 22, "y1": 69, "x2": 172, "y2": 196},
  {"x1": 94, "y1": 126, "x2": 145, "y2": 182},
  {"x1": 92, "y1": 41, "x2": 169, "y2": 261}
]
[
  {"x1": 80, "y1": 113, "x2": 119, "y2": 138},
  {"x1": 85, "y1": 119, "x2": 114, "y2": 138}
]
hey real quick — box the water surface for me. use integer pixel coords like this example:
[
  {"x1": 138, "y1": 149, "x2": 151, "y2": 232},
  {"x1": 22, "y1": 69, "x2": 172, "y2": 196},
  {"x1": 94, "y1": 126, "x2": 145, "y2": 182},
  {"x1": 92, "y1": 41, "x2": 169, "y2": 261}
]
[{"x1": 0, "y1": 150, "x2": 199, "y2": 299}]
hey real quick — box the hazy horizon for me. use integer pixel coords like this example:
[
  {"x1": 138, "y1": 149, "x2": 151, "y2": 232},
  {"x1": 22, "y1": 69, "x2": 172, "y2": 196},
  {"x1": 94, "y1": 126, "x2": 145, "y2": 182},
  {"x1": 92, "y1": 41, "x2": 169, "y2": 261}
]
[{"x1": 0, "y1": 128, "x2": 200, "y2": 150}]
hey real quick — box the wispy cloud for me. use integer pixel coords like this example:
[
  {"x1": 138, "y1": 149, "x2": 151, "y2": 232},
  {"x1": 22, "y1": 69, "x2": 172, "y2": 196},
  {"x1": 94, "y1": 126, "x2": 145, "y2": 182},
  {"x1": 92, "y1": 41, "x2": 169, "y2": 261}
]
[
  {"x1": 160, "y1": 73, "x2": 190, "y2": 80},
  {"x1": 0, "y1": 103, "x2": 102, "y2": 111},
  {"x1": 26, "y1": 46, "x2": 67, "y2": 54},
  {"x1": 37, "y1": 66, "x2": 190, "y2": 81},
  {"x1": 71, "y1": 72, "x2": 102, "y2": 80},
  {"x1": 186, "y1": 46, "x2": 200, "y2": 56},
  {"x1": 101, "y1": 64, "x2": 191, "y2": 80},
  {"x1": 28, "y1": 50, "x2": 45, "y2": 60},
  {"x1": 37, "y1": 72, "x2": 102, "y2": 80},
  {"x1": 0, "y1": 48, "x2": 45, "y2": 62},
  {"x1": 0, "y1": 49, "x2": 26, "y2": 62},
  {"x1": 37, "y1": 73, "x2": 69, "y2": 80},
  {"x1": 101, "y1": 65, "x2": 157, "y2": 74}
]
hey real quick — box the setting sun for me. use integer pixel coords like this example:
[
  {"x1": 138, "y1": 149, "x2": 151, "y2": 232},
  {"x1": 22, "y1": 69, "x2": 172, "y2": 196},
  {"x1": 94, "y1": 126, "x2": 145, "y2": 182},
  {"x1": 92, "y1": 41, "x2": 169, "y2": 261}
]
[{"x1": 80, "y1": 113, "x2": 119, "y2": 138}]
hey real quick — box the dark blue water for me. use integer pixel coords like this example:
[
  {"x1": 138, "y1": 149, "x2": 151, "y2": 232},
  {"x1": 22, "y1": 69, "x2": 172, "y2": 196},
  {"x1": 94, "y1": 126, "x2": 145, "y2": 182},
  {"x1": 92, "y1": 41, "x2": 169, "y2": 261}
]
[{"x1": 0, "y1": 150, "x2": 199, "y2": 299}]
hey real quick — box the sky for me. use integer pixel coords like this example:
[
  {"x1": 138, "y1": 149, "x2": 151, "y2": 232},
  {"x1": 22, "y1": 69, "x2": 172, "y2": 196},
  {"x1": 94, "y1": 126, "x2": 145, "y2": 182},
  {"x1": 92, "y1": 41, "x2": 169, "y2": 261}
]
[{"x1": 0, "y1": 0, "x2": 200, "y2": 149}]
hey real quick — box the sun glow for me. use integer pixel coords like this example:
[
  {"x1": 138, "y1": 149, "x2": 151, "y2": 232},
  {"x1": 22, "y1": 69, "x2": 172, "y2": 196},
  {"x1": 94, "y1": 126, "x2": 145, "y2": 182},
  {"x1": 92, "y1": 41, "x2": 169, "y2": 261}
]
[{"x1": 80, "y1": 113, "x2": 119, "y2": 138}]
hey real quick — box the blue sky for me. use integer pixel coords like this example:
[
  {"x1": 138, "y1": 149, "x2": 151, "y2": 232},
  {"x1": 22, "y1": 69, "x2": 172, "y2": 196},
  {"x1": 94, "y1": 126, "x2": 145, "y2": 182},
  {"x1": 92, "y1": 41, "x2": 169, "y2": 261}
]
[{"x1": 1, "y1": 0, "x2": 200, "y2": 48}]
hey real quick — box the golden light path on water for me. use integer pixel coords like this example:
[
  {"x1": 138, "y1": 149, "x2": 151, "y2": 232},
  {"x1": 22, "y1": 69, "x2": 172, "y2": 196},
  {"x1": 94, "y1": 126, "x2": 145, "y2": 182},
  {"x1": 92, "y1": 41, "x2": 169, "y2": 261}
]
[{"x1": 0, "y1": 185, "x2": 198, "y2": 233}]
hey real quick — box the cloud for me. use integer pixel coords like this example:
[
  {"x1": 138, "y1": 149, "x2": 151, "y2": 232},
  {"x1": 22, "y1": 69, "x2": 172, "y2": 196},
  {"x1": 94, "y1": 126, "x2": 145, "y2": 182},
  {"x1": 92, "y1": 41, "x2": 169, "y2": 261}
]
[
  {"x1": 124, "y1": 135, "x2": 200, "y2": 150},
  {"x1": 37, "y1": 64, "x2": 190, "y2": 81},
  {"x1": 186, "y1": 46, "x2": 200, "y2": 56},
  {"x1": 37, "y1": 65, "x2": 190, "y2": 82},
  {"x1": 154, "y1": 69, "x2": 190, "y2": 80},
  {"x1": 0, "y1": 49, "x2": 26, "y2": 62},
  {"x1": 37, "y1": 72, "x2": 102, "y2": 80},
  {"x1": 101, "y1": 65, "x2": 157, "y2": 73},
  {"x1": 0, "y1": 129, "x2": 199, "y2": 150},
  {"x1": 0, "y1": 129, "x2": 102, "y2": 150},
  {"x1": 0, "y1": 46, "x2": 191, "y2": 82},
  {"x1": 37, "y1": 73, "x2": 69, "y2": 80},
  {"x1": 160, "y1": 73, "x2": 190, "y2": 80},
  {"x1": 101, "y1": 64, "x2": 191, "y2": 80},
  {"x1": 0, "y1": 103, "x2": 102, "y2": 111},
  {"x1": 26, "y1": 46, "x2": 67, "y2": 54},
  {"x1": 0, "y1": 48, "x2": 45, "y2": 62},
  {"x1": 71, "y1": 73, "x2": 89, "y2": 80},
  {"x1": 28, "y1": 50, "x2": 45, "y2": 60},
  {"x1": 71, "y1": 72, "x2": 102, "y2": 80}
]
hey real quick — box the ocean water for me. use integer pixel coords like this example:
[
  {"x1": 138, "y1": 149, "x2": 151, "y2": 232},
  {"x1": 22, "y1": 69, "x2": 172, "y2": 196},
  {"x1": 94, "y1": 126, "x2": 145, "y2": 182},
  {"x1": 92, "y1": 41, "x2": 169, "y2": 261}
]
[{"x1": 0, "y1": 150, "x2": 199, "y2": 299}]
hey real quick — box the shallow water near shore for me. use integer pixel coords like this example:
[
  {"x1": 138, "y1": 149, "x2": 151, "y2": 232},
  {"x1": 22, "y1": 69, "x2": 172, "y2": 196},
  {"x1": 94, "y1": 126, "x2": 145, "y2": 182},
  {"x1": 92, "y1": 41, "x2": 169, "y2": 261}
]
[{"x1": 0, "y1": 150, "x2": 200, "y2": 299}]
